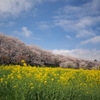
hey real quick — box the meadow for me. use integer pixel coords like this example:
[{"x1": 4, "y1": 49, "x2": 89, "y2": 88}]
[{"x1": 0, "y1": 65, "x2": 100, "y2": 100}]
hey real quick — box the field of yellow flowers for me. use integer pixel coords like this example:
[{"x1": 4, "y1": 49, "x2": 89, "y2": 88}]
[{"x1": 0, "y1": 65, "x2": 100, "y2": 100}]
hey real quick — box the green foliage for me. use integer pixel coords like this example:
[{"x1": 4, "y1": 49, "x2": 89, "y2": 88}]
[{"x1": 0, "y1": 65, "x2": 100, "y2": 100}]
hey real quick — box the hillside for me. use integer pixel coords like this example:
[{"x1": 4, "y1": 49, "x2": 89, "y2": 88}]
[{"x1": 0, "y1": 33, "x2": 99, "y2": 69}]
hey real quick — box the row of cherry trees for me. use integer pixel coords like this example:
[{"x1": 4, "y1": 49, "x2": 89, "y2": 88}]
[
  {"x1": 0, "y1": 34, "x2": 99, "y2": 69},
  {"x1": 0, "y1": 34, "x2": 61, "y2": 66}
]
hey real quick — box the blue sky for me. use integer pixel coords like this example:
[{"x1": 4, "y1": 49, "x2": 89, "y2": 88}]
[{"x1": 0, "y1": 0, "x2": 100, "y2": 61}]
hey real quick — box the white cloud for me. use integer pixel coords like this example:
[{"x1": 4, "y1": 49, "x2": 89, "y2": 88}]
[
  {"x1": 76, "y1": 30, "x2": 95, "y2": 38},
  {"x1": 37, "y1": 21, "x2": 56, "y2": 31},
  {"x1": 15, "y1": 27, "x2": 32, "y2": 37},
  {"x1": 52, "y1": 49, "x2": 72, "y2": 55},
  {"x1": 0, "y1": 0, "x2": 59, "y2": 17},
  {"x1": 52, "y1": 49, "x2": 100, "y2": 61},
  {"x1": 38, "y1": 21, "x2": 50, "y2": 30},
  {"x1": 75, "y1": 17, "x2": 93, "y2": 29},
  {"x1": 22, "y1": 27, "x2": 32, "y2": 37},
  {"x1": 0, "y1": 21, "x2": 15, "y2": 27},
  {"x1": 0, "y1": 0, "x2": 33, "y2": 17},
  {"x1": 66, "y1": 35, "x2": 72, "y2": 39},
  {"x1": 81, "y1": 36, "x2": 100, "y2": 45},
  {"x1": 53, "y1": 0, "x2": 100, "y2": 38}
]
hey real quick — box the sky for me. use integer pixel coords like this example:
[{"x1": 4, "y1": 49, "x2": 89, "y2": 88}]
[{"x1": 0, "y1": 0, "x2": 100, "y2": 61}]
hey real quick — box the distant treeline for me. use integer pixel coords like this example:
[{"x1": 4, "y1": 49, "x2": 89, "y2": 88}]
[{"x1": 0, "y1": 33, "x2": 99, "y2": 69}]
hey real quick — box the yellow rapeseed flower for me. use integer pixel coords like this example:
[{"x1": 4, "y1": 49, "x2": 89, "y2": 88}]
[
  {"x1": 13, "y1": 85, "x2": 17, "y2": 88},
  {"x1": 17, "y1": 75, "x2": 22, "y2": 79},
  {"x1": 21, "y1": 60, "x2": 25, "y2": 63},
  {"x1": 30, "y1": 83, "x2": 34, "y2": 85},
  {"x1": 44, "y1": 81, "x2": 47, "y2": 84},
  {"x1": 23, "y1": 63, "x2": 27, "y2": 66},
  {"x1": 30, "y1": 87, "x2": 34, "y2": 89},
  {"x1": 51, "y1": 78, "x2": 54, "y2": 81},
  {"x1": 0, "y1": 78, "x2": 4, "y2": 82}
]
